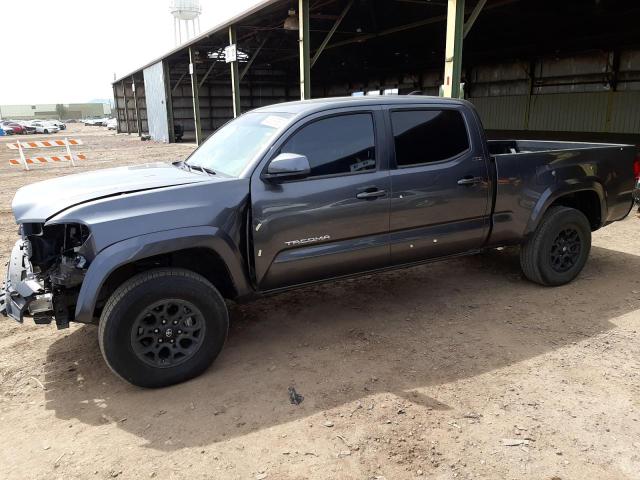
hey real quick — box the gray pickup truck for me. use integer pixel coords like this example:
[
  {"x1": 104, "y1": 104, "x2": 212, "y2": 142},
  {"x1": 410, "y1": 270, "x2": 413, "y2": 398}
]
[{"x1": 1, "y1": 96, "x2": 638, "y2": 387}]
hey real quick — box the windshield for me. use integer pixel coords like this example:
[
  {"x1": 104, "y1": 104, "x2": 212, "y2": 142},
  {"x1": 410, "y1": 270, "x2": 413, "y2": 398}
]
[{"x1": 186, "y1": 112, "x2": 294, "y2": 177}]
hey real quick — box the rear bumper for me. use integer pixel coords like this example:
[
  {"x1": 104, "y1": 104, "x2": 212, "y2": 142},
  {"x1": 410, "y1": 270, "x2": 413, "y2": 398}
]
[{"x1": 0, "y1": 240, "x2": 52, "y2": 323}]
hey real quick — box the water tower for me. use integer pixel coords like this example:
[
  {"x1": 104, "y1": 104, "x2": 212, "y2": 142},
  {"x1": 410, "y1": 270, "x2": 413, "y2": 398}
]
[{"x1": 170, "y1": 0, "x2": 202, "y2": 46}]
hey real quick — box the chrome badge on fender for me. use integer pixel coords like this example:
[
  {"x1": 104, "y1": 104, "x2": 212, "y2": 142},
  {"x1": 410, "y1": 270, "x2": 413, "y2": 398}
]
[{"x1": 284, "y1": 235, "x2": 331, "y2": 247}]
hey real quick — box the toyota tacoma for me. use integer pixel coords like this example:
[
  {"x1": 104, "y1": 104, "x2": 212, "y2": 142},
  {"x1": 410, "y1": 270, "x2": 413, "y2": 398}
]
[{"x1": 1, "y1": 96, "x2": 638, "y2": 388}]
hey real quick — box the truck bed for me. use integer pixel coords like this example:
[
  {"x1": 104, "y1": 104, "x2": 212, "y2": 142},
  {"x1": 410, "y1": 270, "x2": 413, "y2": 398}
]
[
  {"x1": 487, "y1": 139, "x2": 630, "y2": 155},
  {"x1": 486, "y1": 140, "x2": 637, "y2": 246}
]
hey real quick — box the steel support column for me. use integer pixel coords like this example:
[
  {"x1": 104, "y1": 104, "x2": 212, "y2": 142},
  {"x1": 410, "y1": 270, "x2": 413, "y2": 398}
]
[
  {"x1": 112, "y1": 84, "x2": 120, "y2": 133},
  {"x1": 163, "y1": 60, "x2": 176, "y2": 143},
  {"x1": 298, "y1": 0, "x2": 311, "y2": 100},
  {"x1": 132, "y1": 75, "x2": 143, "y2": 136},
  {"x1": 229, "y1": 25, "x2": 241, "y2": 117},
  {"x1": 443, "y1": 0, "x2": 465, "y2": 98},
  {"x1": 189, "y1": 47, "x2": 203, "y2": 144},
  {"x1": 121, "y1": 80, "x2": 130, "y2": 134}
]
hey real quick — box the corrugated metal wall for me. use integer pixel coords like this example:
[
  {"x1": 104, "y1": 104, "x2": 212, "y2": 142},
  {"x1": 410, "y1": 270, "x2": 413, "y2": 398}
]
[
  {"x1": 143, "y1": 62, "x2": 170, "y2": 143},
  {"x1": 610, "y1": 92, "x2": 640, "y2": 133},
  {"x1": 470, "y1": 96, "x2": 529, "y2": 131},
  {"x1": 471, "y1": 91, "x2": 640, "y2": 134},
  {"x1": 468, "y1": 49, "x2": 640, "y2": 134},
  {"x1": 340, "y1": 49, "x2": 639, "y2": 136}
]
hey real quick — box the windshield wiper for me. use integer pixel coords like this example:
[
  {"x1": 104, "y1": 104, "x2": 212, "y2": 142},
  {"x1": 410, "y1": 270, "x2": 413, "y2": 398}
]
[
  {"x1": 189, "y1": 164, "x2": 216, "y2": 176},
  {"x1": 174, "y1": 161, "x2": 192, "y2": 172}
]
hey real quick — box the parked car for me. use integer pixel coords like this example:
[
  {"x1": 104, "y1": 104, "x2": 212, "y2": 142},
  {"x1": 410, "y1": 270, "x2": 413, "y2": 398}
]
[
  {"x1": 84, "y1": 117, "x2": 108, "y2": 126},
  {"x1": 47, "y1": 120, "x2": 66, "y2": 131},
  {"x1": 1, "y1": 121, "x2": 25, "y2": 134},
  {"x1": 0, "y1": 127, "x2": 6, "y2": 136},
  {"x1": 106, "y1": 118, "x2": 118, "y2": 130},
  {"x1": 1, "y1": 96, "x2": 638, "y2": 388},
  {"x1": 30, "y1": 121, "x2": 59, "y2": 134},
  {"x1": 0, "y1": 125, "x2": 14, "y2": 135},
  {"x1": 17, "y1": 121, "x2": 37, "y2": 134}
]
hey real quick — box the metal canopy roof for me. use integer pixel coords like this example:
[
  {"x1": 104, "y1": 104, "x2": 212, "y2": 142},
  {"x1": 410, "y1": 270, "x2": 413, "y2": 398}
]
[{"x1": 115, "y1": 0, "x2": 640, "y2": 86}]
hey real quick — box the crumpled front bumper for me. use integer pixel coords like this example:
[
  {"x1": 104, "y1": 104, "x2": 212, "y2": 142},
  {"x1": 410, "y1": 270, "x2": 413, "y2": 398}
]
[{"x1": 0, "y1": 240, "x2": 51, "y2": 323}]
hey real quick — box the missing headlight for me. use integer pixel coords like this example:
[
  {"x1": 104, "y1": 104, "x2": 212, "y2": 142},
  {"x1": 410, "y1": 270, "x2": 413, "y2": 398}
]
[{"x1": 26, "y1": 223, "x2": 90, "y2": 271}]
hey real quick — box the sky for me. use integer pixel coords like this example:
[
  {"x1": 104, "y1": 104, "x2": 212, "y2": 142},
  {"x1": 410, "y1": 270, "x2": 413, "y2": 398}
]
[{"x1": 0, "y1": 0, "x2": 263, "y2": 105}]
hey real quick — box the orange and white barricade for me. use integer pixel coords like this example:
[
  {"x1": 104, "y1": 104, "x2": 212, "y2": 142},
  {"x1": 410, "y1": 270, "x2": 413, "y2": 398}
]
[{"x1": 7, "y1": 138, "x2": 86, "y2": 171}]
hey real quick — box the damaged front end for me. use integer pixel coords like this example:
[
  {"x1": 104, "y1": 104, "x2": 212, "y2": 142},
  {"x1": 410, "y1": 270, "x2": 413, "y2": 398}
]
[{"x1": 0, "y1": 223, "x2": 91, "y2": 329}]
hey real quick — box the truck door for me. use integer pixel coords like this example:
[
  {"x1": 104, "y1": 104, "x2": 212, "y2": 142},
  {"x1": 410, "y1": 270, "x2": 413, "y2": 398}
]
[
  {"x1": 250, "y1": 108, "x2": 391, "y2": 291},
  {"x1": 386, "y1": 105, "x2": 491, "y2": 265}
]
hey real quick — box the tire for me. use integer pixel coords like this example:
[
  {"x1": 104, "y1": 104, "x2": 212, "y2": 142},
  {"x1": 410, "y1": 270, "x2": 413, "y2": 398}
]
[
  {"x1": 98, "y1": 268, "x2": 229, "y2": 388},
  {"x1": 44, "y1": 129, "x2": 48, "y2": 134},
  {"x1": 520, "y1": 206, "x2": 591, "y2": 286}
]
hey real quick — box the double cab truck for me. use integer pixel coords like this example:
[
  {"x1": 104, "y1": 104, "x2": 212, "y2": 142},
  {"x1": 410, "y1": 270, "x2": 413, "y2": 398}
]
[{"x1": 1, "y1": 96, "x2": 638, "y2": 387}]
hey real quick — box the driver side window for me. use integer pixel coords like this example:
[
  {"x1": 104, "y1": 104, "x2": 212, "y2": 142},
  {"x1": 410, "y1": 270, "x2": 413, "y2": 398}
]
[{"x1": 280, "y1": 113, "x2": 376, "y2": 178}]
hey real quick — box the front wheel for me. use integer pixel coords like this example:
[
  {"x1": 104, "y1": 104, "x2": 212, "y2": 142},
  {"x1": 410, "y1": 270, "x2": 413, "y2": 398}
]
[
  {"x1": 98, "y1": 268, "x2": 229, "y2": 388},
  {"x1": 519, "y1": 206, "x2": 591, "y2": 286}
]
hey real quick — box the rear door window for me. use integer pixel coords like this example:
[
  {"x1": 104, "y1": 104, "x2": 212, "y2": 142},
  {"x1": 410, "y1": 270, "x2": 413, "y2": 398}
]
[{"x1": 391, "y1": 109, "x2": 470, "y2": 167}]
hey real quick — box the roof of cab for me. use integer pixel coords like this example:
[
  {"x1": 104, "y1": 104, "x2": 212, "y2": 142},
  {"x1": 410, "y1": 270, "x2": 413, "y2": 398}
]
[{"x1": 253, "y1": 95, "x2": 469, "y2": 116}]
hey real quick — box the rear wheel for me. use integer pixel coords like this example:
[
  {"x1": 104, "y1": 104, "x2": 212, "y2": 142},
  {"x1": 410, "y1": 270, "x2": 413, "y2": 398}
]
[
  {"x1": 519, "y1": 206, "x2": 591, "y2": 286},
  {"x1": 43, "y1": 129, "x2": 48, "y2": 134},
  {"x1": 98, "y1": 268, "x2": 229, "y2": 388}
]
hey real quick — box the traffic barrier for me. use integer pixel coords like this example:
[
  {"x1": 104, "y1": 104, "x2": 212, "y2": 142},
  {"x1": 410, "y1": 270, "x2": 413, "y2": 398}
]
[
  {"x1": 6, "y1": 138, "x2": 86, "y2": 170},
  {"x1": 7, "y1": 139, "x2": 83, "y2": 150},
  {"x1": 9, "y1": 154, "x2": 87, "y2": 166}
]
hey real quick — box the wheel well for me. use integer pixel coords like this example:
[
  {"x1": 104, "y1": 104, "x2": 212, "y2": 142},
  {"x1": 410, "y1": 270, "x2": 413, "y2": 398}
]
[
  {"x1": 549, "y1": 190, "x2": 602, "y2": 230},
  {"x1": 94, "y1": 247, "x2": 237, "y2": 318}
]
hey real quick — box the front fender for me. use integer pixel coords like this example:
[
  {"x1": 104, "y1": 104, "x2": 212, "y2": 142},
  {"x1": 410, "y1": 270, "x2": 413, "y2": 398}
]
[
  {"x1": 524, "y1": 180, "x2": 606, "y2": 237},
  {"x1": 74, "y1": 226, "x2": 251, "y2": 323}
]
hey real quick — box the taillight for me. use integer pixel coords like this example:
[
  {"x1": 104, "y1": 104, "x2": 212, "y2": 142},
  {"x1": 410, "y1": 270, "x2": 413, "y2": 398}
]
[{"x1": 634, "y1": 153, "x2": 640, "y2": 180}]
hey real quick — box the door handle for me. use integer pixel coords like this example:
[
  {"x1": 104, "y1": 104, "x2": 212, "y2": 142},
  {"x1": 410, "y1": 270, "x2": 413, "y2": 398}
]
[
  {"x1": 356, "y1": 189, "x2": 386, "y2": 199},
  {"x1": 457, "y1": 176, "x2": 483, "y2": 186}
]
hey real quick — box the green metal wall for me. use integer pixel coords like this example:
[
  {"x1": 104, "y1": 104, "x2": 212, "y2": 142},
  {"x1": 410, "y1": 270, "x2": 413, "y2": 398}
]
[{"x1": 470, "y1": 91, "x2": 640, "y2": 134}]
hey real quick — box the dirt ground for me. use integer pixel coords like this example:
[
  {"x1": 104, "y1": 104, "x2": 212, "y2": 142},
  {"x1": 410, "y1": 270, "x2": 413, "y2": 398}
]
[{"x1": 0, "y1": 125, "x2": 639, "y2": 480}]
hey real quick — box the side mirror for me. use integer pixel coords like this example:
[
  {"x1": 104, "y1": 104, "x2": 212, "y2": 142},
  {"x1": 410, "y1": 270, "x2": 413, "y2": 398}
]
[{"x1": 264, "y1": 152, "x2": 311, "y2": 181}]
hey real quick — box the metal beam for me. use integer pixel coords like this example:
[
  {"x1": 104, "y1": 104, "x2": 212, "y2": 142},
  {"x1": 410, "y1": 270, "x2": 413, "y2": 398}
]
[
  {"x1": 311, "y1": 0, "x2": 353, "y2": 68},
  {"x1": 443, "y1": 0, "x2": 465, "y2": 98},
  {"x1": 199, "y1": 60, "x2": 219, "y2": 88},
  {"x1": 121, "y1": 80, "x2": 130, "y2": 134},
  {"x1": 299, "y1": 0, "x2": 311, "y2": 99},
  {"x1": 463, "y1": 0, "x2": 486, "y2": 38},
  {"x1": 240, "y1": 34, "x2": 270, "y2": 80},
  {"x1": 229, "y1": 25, "x2": 241, "y2": 117},
  {"x1": 132, "y1": 75, "x2": 143, "y2": 136},
  {"x1": 172, "y1": 72, "x2": 188, "y2": 94},
  {"x1": 189, "y1": 47, "x2": 202, "y2": 144}
]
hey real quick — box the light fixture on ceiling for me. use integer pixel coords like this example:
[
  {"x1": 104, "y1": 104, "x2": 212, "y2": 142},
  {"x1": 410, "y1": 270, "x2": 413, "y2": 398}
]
[{"x1": 284, "y1": 8, "x2": 299, "y2": 30}]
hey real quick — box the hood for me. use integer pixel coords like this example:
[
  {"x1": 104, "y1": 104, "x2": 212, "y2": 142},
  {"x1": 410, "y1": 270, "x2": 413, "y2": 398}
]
[{"x1": 12, "y1": 163, "x2": 210, "y2": 223}]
